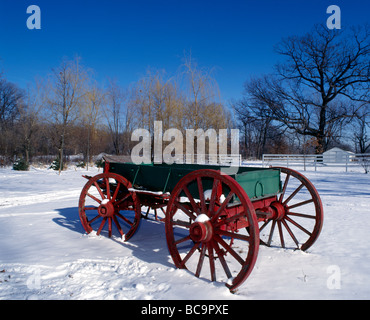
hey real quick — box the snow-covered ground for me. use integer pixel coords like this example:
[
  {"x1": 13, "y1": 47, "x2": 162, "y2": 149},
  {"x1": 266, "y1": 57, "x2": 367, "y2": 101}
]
[{"x1": 0, "y1": 163, "x2": 369, "y2": 300}]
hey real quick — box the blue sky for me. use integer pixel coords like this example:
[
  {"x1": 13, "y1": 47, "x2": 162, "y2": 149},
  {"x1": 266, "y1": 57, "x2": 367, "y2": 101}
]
[{"x1": 0, "y1": 0, "x2": 369, "y2": 103}]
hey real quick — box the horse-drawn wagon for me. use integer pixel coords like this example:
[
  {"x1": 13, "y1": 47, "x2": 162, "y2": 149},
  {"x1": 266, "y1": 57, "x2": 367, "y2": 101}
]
[{"x1": 78, "y1": 156, "x2": 323, "y2": 292}]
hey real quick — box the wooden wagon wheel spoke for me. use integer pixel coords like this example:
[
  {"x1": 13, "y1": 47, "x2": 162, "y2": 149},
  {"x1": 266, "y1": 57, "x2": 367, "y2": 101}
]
[
  {"x1": 258, "y1": 167, "x2": 323, "y2": 251},
  {"x1": 84, "y1": 206, "x2": 98, "y2": 211},
  {"x1": 212, "y1": 240, "x2": 232, "y2": 279},
  {"x1": 208, "y1": 178, "x2": 220, "y2": 215},
  {"x1": 281, "y1": 219, "x2": 300, "y2": 249},
  {"x1": 182, "y1": 186, "x2": 201, "y2": 216},
  {"x1": 105, "y1": 177, "x2": 111, "y2": 200},
  {"x1": 165, "y1": 169, "x2": 259, "y2": 292},
  {"x1": 211, "y1": 191, "x2": 235, "y2": 223},
  {"x1": 277, "y1": 221, "x2": 285, "y2": 248},
  {"x1": 180, "y1": 242, "x2": 201, "y2": 267},
  {"x1": 87, "y1": 214, "x2": 100, "y2": 226},
  {"x1": 195, "y1": 243, "x2": 207, "y2": 278},
  {"x1": 87, "y1": 192, "x2": 101, "y2": 204},
  {"x1": 111, "y1": 182, "x2": 121, "y2": 202},
  {"x1": 116, "y1": 212, "x2": 134, "y2": 226},
  {"x1": 259, "y1": 219, "x2": 271, "y2": 232},
  {"x1": 174, "y1": 201, "x2": 197, "y2": 221},
  {"x1": 115, "y1": 193, "x2": 132, "y2": 206},
  {"x1": 282, "y1": 183, "x2": 303, "y2": 205},
  {"x1": 208, "y1": 242, "x2": 216, "y2": 282},
  {"x1": 267, "y1": 220, "x2": 277, "y2": 247},
  {"x1": 112, "y1": 215, "x2": 124, "y2": 236},
  {"x1": 171, "y1": 219, "x2": 191, "y2": 228},
  {"x1": 93, "y1": 181, "x2": 106, "y2": 200},
  {"x1": 284, "y1": 216, "x2": 312, "y2": 236},
  {"x1": 108, "y1": 217, "x2": 112, "y2": 237},
  {"x1": 255, "y1": 219, "x2": 275, "y2": 247},
  {"x1": 214, "y1": 234, "x2": 245, "y2": 265},
  {"x1": 287, "y1": 211, "x2": 316, "y2": 219},
  {"x1": 216, "y1": 229, "x2": 251, "y2": 242},
  {"x1": 288, "y1": 198, "x2": 314, "y2": 209},
  {"x1": 79, "y1": 172, "x2": 141, "y2": 241},
  {"x1": 96, "y1": 217, "x2": 107, "y2": 236},
  {"x1": 279, "y1": 173, "x2": 290, "y2": 202},
  {"x1": 197, "y1": 177, "x2": 207, "y2": 214},
  {"x1": 174, "y1": 235, "x2": 191, "y2": 245}
]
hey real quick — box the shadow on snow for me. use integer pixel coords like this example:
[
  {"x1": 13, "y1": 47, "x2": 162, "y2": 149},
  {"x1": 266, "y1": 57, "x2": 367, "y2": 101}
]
[{"x1": 52, "y1": 207, "x2": 173, "y2": 268}]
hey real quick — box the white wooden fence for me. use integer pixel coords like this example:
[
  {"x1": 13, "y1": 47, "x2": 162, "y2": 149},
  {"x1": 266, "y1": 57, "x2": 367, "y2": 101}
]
[{"x1": 262, "y1": 153, "x2": 370, "y2": 172}]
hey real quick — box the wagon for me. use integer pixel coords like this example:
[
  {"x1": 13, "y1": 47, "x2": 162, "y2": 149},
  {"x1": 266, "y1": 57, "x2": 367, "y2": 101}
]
[{"x1": 78, "y1": 156, "x2": 323, "y2": 292}]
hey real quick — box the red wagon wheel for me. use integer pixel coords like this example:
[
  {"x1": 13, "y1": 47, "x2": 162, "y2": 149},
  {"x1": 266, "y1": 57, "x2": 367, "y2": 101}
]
[
  {"x1": 259, "y1": 167, "x2": 323, "y2": 251},
  {"x1": 78, "y1": 172, "x2": 141, "y2": 241},
  {"x1": 165, "y1": 169, "x2": 259, "y2": 292}
]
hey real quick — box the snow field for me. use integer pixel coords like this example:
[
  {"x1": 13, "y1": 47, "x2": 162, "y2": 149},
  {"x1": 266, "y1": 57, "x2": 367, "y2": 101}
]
[{"x1": 0, "y1": 164, "x2": 369, "y2": 299}]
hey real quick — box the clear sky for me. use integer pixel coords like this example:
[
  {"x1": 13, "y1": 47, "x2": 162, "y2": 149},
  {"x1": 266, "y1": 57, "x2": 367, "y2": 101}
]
[{"x1": 0, "y1": 0, "x2": 369, "y2": 103}]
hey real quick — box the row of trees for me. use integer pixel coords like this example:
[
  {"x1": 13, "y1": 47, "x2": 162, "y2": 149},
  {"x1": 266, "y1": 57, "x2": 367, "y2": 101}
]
[
  {"x1": 1, "y1": 24, "x2": 369, "y2": 170},
  {"x1": 0, "y1": 54, "x2": 232, "y2": 172}
]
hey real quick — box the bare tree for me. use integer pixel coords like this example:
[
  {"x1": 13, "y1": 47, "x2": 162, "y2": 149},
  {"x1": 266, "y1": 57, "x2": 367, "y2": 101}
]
[
  {"x1": 353, "y1": 109, "x2": 370, "y2": 153},
  {"x1": 128, "y1": 69, "x2": 185, "y2": 160},
  {"x1": 234, "y1": 99, "x2": 287, "y2": 158},
  {"x1": 46, "y1": 57, "x2": 88, "y2": 173},
  {"x1": 0, "y1": 76, "x2": 22, "y2": 127},
  {"x1": 0, "y1": 74, "x2": 24, "y2": 160},
  {"x1": 242, "y1": 24, "x2": 370, "y2": 154},
  {"x1": 105, "y1": 78, "x2": 126, "y2": 155},
  {"x1": 82, "y1": 82, "x2": 105, "y2": 168},
  {"x1": 181, "y1": 53, "x2": 227, "y2": 130},
  {"x1": 18, "y1": 80, "x2": 45, "y2": 165}
]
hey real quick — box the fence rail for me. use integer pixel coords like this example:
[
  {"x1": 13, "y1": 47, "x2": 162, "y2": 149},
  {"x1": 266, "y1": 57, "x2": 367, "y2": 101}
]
[{"x1": 262, "y1": 153, "x2": 370, "y2": 172}]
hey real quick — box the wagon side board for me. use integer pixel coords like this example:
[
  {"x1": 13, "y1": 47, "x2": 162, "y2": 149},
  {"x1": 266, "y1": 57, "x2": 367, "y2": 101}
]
[{"x1": 105, "y1": 161, "x2": 282, "y2": 202}]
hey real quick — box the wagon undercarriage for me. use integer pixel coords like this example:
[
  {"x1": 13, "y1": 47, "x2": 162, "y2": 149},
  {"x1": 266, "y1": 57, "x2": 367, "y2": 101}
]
[{"x1": 78, "y1": 160, "x2": 323, "y2": 292}]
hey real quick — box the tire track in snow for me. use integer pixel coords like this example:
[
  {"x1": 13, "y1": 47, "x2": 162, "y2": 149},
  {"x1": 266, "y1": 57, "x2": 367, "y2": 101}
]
[{"x1": 0, "y1": 189, "x2": 81, "y2": 209}]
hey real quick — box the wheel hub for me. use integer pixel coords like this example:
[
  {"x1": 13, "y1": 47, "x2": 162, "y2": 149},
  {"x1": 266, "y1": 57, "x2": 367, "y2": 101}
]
[
  {"x1": 98, "y1": 199, "x2": 115, "y2": 217},
  {"x1": 271, "y1": 201, "x2": 287, "y2": 220},
  {"x1": 190, "y1": 214, "x2": 213, "y2": 242}
]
